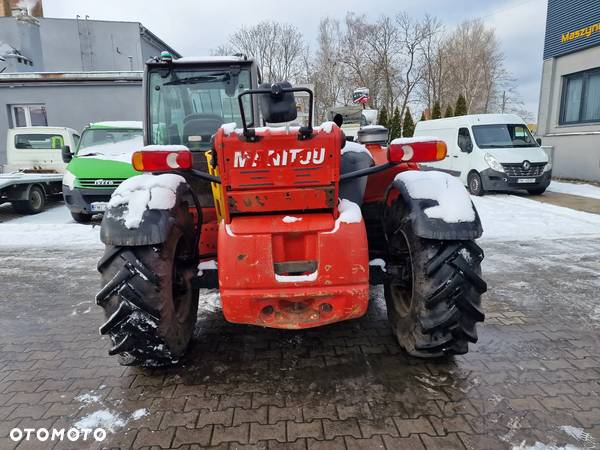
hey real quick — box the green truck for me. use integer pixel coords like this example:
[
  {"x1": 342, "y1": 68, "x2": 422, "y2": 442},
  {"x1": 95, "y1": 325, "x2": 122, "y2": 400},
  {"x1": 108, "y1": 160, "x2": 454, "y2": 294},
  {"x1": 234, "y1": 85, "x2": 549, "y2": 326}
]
[{"x1": 62, "y1": 121, "x2": 142, "y2": 223}]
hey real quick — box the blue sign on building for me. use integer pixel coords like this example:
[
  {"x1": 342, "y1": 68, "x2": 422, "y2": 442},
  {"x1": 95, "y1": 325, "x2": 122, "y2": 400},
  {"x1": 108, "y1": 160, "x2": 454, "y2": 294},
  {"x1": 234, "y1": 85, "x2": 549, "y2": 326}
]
[{"x1": 544, "y1": 0, "x2": 600, "y2": 59}]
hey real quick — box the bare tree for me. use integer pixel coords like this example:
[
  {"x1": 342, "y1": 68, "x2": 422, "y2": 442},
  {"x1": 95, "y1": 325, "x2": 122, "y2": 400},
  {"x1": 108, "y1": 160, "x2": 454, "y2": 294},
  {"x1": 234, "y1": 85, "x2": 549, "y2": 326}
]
[{"x1": 216, "y1": 21, "x2": 308, "y2": 84}]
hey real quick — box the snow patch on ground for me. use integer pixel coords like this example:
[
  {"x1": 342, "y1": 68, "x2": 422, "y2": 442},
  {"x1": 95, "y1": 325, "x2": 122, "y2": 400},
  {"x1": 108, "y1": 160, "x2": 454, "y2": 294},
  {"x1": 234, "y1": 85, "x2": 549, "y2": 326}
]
[
  {"x1": 473, "y1": 194, "x2": 600, "y2": 241},
  {"x1": 282, "y1": 216, "x2": 302, "y2": 223},
  {"x1": 131, "y1": 408, "x2": 149, "y2": 420},
  {"x1": 341, "y1": 141, "x2": 373, "y2": 159},
  {"x1": 74, "y1": 410, "x2": 126, "y2": 433},
  {"x1": 75, "y1": 393, "x2": 100, "y2": 405},
  {"x1": 548, "y1": 180, "x2": 600, "y2": 200},
  {"x1": 396, "y1": 171, "x2": 476, "y2": 223},
  {"x1": 108, "y1": 174, "x2": 186, "y2": 229},
  {"x1": 0, "y1": 204, "x2": 101, "y2": 248},
  {"x1": 512, "y1": 443, "x2": 584, "y2": 450}
]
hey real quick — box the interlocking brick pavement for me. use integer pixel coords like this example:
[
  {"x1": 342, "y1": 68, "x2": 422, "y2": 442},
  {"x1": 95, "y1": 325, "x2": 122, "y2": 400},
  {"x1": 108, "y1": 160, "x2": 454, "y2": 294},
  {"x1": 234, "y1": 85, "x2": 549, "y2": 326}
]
[{"x1": 1, "y1": 238, "x2": 600, "y2": 449}]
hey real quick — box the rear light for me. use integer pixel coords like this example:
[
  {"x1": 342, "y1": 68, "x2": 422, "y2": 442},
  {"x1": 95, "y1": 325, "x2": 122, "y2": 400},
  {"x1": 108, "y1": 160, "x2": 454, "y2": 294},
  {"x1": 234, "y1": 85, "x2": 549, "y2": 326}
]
[
  {"x1": 388, "y1": 139, "x2": 447, "y2": 163},
  {"x1": 132, "y1": 150, "x2": 192, "y2": 172}
]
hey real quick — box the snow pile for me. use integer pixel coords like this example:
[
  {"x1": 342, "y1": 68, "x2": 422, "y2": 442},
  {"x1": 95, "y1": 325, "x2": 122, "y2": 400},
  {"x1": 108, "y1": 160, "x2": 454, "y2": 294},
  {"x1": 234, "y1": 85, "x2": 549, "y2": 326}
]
[
  {"x1": 108, "y1": 174, "x2": 186, "y2": 229},
  {"x1": 341, "y1": 141, "x2": 373, "y2": 160},
  {"x1": 548, "y1": 180, "x2": 600, "y2": 200},
  {"x1": 325, "y1": 199, "x2": 363, "y2": 234},
  {"x1": 74, "y1": 410, "x2": 125, "y2": 433},
  {"x1": 141, "y1": 144, "x2": 189, "y2": 152},
  {"x1": 75, "y1": 393, "x2": 101, "y2": 405},
  {"x1": 317, "y1": 121, "x2": 335, "y2": 133},
  {"x1": 221, "y1": 123, "x2": 237, "y2": 136},
  {"x1": 396, "y1": 171, "x2": 475, "y2": 223},
  {"x1": 78, "y1": 136, "x2": 144, "y2": 164},
  {"x1": 282, "y1": 216, "x2": 302, "y2": 223}
]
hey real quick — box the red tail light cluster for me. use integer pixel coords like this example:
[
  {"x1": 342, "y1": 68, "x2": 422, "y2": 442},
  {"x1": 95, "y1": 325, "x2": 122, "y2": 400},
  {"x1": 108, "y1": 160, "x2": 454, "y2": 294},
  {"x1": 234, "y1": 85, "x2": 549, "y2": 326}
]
[
  {"x1": 388, "y1": 139, "x2": 447, "y2": 163},
  {"x1": 132, "y1": 150, "x2": 192, "y2": 172}
]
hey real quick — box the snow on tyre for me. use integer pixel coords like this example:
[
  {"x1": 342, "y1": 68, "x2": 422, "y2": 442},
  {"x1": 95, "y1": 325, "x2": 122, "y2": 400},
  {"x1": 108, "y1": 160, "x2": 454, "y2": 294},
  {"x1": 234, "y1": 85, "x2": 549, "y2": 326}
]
[{"x1": 384, "y1": 171, "x2": 487, "y2": 357}]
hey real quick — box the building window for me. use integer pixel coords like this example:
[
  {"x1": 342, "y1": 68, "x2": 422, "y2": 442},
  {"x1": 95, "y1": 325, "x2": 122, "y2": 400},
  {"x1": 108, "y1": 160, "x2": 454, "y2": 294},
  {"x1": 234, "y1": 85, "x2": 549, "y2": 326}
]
[
  {"x1": 560, "y1": 68, "x2": 600, "y2": 125},
  {"x1": 10, "y1": 104, "x2": 48, "y2": 127}
]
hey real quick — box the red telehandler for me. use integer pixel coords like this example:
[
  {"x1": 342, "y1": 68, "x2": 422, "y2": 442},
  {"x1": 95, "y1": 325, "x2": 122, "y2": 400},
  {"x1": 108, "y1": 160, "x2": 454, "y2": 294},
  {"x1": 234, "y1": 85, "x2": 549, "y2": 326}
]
[{"x1": 96, "y1": 54, "x2": 486, "y2": 366}]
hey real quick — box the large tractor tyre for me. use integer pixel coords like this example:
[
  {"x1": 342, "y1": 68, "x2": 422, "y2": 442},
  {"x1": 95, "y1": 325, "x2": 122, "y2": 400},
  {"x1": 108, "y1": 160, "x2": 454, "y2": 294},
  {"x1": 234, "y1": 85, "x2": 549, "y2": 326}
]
[
  {"x1": 384, "y1": 208, "x2": 487, "y2": 358},
  {"x1": 96, "y1": 214, "x2": 199, "y2": 367},
  {"x1": 12, "y1": 185, "x2": 46, "y2": 214}
]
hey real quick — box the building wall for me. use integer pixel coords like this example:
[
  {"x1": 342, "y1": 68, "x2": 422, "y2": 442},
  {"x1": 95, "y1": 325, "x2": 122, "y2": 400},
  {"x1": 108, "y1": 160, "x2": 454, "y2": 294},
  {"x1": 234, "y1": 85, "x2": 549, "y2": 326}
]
[
  {"x1": 0, "y1": 80, "x2": 143, "y2": 163},
  {"x1": 538, "y1": 0, "x2": 600, "y2": 182},
  {"x1": 0, "y1": 17, "x2": 178, "y2": 72}
]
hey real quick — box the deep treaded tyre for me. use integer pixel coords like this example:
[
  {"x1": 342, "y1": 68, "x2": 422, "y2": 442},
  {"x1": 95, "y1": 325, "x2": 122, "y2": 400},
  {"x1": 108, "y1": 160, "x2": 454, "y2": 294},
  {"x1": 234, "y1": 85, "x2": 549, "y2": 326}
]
[
  {"x1": 384, "y1": 205, "x2": 487, "y2": 358},
  {"x1": 96, "y1": 226, "x2": 199, "y2": 367}
]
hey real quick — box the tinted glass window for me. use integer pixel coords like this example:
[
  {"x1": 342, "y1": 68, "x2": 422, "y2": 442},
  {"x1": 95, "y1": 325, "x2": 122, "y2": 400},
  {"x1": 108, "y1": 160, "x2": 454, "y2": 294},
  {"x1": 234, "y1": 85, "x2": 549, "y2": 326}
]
[
  {"x1": 560, "y1": 68, "x2": 600, "y2": 124},
  {"x1": 15, "y1": 134, "x2": 63, "y2": 150},
  {"x1": 472, "y1": 124, "x2": 537, "y2": 149},
  {"x1": 149, "y1": 67, "x2": 253, "y2": 150}
]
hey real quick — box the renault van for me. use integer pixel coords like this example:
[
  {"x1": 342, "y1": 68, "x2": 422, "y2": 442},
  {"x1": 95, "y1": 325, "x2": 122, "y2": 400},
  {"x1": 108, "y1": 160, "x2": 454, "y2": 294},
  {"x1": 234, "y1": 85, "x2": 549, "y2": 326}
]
[
  {"x1": 414, "y1": 114, "x2": 551, "y2": 195},
  {"x1": 62, "y1": 121, "x2": 142, "y2": 222}
]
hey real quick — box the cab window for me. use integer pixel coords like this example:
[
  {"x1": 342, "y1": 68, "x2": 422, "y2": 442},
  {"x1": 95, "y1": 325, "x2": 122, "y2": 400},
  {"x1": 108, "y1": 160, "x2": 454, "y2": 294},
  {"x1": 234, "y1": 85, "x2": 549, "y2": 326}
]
[{"x1": 457, "y1": 128, "x2": 473, "y2": 153}]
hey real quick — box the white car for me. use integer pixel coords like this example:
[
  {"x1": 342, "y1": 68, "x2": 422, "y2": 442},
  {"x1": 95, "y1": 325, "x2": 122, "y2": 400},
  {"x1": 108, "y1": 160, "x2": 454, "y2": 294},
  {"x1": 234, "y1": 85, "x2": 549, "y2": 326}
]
[{"x1": 415, "y1": 114, "x2": 551, "y2": 195}]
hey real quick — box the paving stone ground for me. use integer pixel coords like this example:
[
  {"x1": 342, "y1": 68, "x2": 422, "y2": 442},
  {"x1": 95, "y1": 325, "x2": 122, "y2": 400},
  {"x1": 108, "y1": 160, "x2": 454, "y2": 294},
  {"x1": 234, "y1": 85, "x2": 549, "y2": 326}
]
[{"x1": 0, "y1": 237, "x2": 599, "y2": 449}]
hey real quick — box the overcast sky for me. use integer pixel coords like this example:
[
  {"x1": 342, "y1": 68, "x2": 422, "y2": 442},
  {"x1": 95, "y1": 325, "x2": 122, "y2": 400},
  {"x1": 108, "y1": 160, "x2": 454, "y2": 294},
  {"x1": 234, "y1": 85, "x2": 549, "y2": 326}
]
[{"x1": 43, "y1": 0, "x2": 548, "y2": 119}]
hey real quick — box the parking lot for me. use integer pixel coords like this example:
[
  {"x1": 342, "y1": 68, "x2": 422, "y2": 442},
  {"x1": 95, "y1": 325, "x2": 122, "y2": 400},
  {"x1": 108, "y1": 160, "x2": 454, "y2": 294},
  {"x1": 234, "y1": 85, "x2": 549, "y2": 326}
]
[{"x1": 1, "y1": 188, "x2": 600, "y2": 450}]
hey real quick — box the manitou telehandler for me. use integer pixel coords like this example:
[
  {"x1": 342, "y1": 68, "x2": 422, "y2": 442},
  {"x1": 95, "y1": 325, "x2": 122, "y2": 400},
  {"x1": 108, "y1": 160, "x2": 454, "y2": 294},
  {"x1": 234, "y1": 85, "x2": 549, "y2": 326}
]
[{"x1": 96, "y1": 53, "x2": 487, "y2": 366}]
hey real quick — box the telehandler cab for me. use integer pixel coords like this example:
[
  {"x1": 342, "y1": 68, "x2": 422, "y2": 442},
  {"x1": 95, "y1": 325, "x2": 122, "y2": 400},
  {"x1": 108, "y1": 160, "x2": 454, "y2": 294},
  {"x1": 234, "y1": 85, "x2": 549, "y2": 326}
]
[{"x1": 97, "y1": 54, "x2": 487, "y2": 366}]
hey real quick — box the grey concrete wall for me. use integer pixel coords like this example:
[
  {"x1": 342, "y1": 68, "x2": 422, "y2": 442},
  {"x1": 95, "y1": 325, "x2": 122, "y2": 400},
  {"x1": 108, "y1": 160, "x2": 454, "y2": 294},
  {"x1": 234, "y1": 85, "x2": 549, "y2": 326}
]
[
  {"x1": 537, "y1": 45, "x2": 600, "y2": 181},
  {"x1": 39, "y1": 19, "x2": 144, "y2": 71},
  {"x1": 0, "y1": 17, "x2": 44, "y2": 72},
  {"x1": 1, "y1": 17, "x2": 175, "y2": 73},
  {"x1": 0, "y1": 82, "x2": 143, "y2": 163}
]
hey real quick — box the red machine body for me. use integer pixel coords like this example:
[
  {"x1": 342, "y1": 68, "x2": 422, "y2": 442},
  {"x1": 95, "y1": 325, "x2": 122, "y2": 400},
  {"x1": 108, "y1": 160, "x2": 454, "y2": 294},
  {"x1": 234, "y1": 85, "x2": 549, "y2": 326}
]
[{"x1": 212, "y1": 126, "x2": 369, "y2": 329}]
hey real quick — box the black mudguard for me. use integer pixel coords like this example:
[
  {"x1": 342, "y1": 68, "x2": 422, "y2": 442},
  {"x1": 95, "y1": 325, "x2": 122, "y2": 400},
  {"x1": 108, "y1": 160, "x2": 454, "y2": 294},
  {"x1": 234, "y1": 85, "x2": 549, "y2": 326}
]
[
  {"x1": 100, "y1": 184, "x2": 196, "y2": 247},
  {"x1": 385, "y1": 176, "x2": 483, "y2": 241}
]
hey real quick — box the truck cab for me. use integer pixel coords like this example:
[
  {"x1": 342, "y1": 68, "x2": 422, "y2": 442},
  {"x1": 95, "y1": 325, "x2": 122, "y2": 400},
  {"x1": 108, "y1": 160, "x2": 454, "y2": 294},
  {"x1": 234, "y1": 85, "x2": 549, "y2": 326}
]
[
  {"x1": 62, "y1": 121, "x2": 143, "y2": 222},
  {"x1": 415, "y1": 114, "x2": 552, "y2": 196},
  {"x1": 3, "y1": 126, "x2": 79, "y2": 173}
]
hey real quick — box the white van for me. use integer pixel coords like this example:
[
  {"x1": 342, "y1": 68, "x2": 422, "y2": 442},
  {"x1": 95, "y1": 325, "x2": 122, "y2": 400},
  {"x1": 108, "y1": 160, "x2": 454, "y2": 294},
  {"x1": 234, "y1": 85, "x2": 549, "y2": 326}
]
[{"x1": 414, "y1": 114, "x2": 551, "y2": 195}]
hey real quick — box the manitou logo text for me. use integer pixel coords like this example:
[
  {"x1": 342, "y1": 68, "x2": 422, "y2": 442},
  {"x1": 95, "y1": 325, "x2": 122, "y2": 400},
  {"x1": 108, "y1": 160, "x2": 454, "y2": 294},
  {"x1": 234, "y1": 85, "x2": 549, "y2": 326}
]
[{"x1": 233, "y1": 148, "x2": 326, "y2": 168}]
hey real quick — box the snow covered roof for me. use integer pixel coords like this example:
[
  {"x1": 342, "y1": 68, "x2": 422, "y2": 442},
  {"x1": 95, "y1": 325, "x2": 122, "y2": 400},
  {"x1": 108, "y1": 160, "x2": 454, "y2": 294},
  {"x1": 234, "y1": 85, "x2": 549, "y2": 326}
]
[
  {"x1": 90, "y1": 121, "x2": 143, "y2": 129},
  {"x1": 173, "y1": 56, "x2": 253, "y2": 64}
]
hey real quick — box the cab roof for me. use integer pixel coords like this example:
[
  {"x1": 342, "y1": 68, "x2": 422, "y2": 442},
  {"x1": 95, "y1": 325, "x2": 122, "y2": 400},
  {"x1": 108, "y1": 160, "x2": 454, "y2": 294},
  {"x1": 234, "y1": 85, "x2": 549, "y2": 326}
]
[{"x1": 88, "y1": 121, "x2": 143, "y2": 130}]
